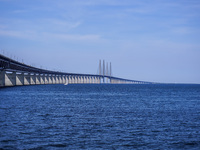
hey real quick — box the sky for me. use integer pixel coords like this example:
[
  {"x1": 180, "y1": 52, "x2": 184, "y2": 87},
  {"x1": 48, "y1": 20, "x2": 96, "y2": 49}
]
[{"x1": 0, "y1": 0, "x2": 200, "y2": 83}]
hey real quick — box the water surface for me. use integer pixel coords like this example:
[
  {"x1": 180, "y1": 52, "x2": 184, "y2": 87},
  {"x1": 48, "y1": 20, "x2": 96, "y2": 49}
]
[{"x1": 0, "y1": 84, "x2": 200, "y2": 149}]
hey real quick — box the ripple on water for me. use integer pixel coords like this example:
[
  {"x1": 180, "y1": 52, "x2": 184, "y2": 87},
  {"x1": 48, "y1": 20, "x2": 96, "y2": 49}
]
[{"x1": 0, "y1": 84, "x2": 200, "y2": 149}]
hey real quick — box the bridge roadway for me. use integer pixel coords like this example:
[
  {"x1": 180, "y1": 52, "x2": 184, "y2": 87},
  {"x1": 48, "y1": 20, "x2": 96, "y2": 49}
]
[{"x1": 0, "y1": 54, "x2": 152, "y2": 87}]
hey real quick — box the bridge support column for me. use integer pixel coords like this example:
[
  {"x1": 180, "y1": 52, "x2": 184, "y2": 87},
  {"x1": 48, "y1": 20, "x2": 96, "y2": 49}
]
[
  {"x1": 79, "y1": 76, "x2": 82, "y2": 84},
  {"x1": 76, "y1": 76, "x2": 79, "y2": 84},
  {"x1": 30, "y1": 74, "x2": 36, "y2": 85},
  {"x1": 54, "y1": 75, "x2": 58, "y2": 84},
  {"x1": 92, "y1": 77, "x2": 94, "y2": 84},
  {"x1": 97, "y1": 77, "x2": 100, "y2": 84},
  {"x1": 81, "y1": 76, "x2": 84, "y2": 84},
  {"x1": 90, "y1": 77, "x2": 93, "y2": 84},
  {"x1": 77, "y1": 76, "x2": 79, "y2": 84},
  {"x1": 71, "y1": 76, "x2": 74, "y2": 84},
  {"x1": 0, "y1": 71, "x2": 5, "y2": 87},
  {"x1": 93, "y1": 77, "x2": 95, "y2": 84},
  {"x1": 86, "y1": 76, "x2": 88, "y2": 83},
  {"x1": 44, "y1": 75, "x2": 49, "y2": 84},
  {"x1": 85, "y1": 77, "x2": 87, "y2": 83},
  {"x1": 40, "y1": 74, "x2": 45, "y2": 84},
  {"x1": 48, "y1": 75, "x2": 52, "y2": 84},
  {"x1": 72, "y1": 76, "x2": 75, "y2": 84},
  {"x1": 79, "y1": 76, "x2": 81, "y2": 83},
  {"x1": 62, "y1": 76, "x2": 65, "y2": 84},
  {"x1": 68, "y1": 76, "x2": 71, "y2": 84},
  {"x1": 75, "y1": 76, "x2": 77, "y2": 84},
  {"x1": 24, "y1": 73, "x2": 30, "y2": 85},
  {"x1": 58, "y1": 76, "x2": 61, "y2": 84},
  {"x1": 55, "y1": 75, "x2": 58, "y2": 84},
  {"x1": 16, "y1": 72, "x2": 24, "y2": 86},
  {"x1": 5, "y1": 72, "x2": 16, "y2": 86},
  {"x1": 83, "y1": 76, "x2": 86, "y2": 84},
  {"x1": 52, "y1": 75, "x2": 55, "y2": 84},
  {"x1": 70, "y1": 76, "x2": 73, "y2": 84},
  {"x1": 35, "y1": 74, "x2": 40, "y2": 84},
  {"x1": 64, "y1": 76, "x2": 68, "y2": 84},
  {"x1": 56, "y1": 75, "x2": 60, "y2": 84},
  {"x1": 0, "y1": 71, "x2": 16, "y2": 86},
  {"x1": 96, "y1": 77, "x2": 99, "y2": 84}
]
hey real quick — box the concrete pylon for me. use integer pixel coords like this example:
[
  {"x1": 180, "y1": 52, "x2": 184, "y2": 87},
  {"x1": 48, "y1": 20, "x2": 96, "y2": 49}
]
[
  {"x1": 40, "y1": 74, "x2": 45, "y2": 84},
  {"x1": 16, "y1": 73, "x2": 24, "y2": 85},
  {"x1": 44, "y1": 75, "x2": 49, "y2": 84},
  {"x1": 30, "y1": 74, "x2": 36, "y2": 85},
  {"x1": 49, "y1": 75, "x2": 53, "y2": 84},
  {"x1": 0, "y1": 71, "x2": 5, "y2": 87},
  {"x1": 1, "y1": 71, "x2": 16, "y2": 86},
  {"x1": 35, "y1": 74, "x2": 40, "y2": 84},
  {"x1": 24, "y1": 73, "x2": 30, "y2": 85},
  {"x1": 68, "y1": 76, "x2": 71, "y2": 84}
]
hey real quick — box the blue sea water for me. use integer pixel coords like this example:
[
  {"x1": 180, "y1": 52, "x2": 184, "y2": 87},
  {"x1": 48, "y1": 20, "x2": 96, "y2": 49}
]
[{"x1": 0, "y1": 84, "x2": 200, "y2": 150}]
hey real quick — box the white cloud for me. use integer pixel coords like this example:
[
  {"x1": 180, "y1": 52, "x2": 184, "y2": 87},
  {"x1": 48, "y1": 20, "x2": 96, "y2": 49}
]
[
  {"x1": 43, "y1": 32, "x2": 101, "y2": 41},
  {"x1": 0, "y1": 30, "x2": 32, "y2": 39},
  {"x1": 43, "y1": 19, "x2": 81, "y2": 30},
  {"x1": 0, "y1": 29, "x2": 102, "y2": 42}
]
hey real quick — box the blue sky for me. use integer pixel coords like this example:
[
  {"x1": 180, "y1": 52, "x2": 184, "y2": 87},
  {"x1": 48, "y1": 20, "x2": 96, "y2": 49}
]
[{"x1": 0, "y1": 0, "x2": 200, "y2": 83}]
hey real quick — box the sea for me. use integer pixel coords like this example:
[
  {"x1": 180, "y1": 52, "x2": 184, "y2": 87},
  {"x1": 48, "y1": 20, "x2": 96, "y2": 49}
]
[{"x1": 0, "y1": 84, "x2": 200, "y2": 150}]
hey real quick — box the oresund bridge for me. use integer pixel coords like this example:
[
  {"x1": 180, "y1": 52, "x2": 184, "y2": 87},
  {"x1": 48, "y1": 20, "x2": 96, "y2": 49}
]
[{"x1": 0, "y1": 54, "x2": 154, "y2": 87}]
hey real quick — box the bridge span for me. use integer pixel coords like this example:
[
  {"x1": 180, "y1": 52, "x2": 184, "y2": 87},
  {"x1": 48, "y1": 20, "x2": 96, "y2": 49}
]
[{"x1": 0, "y1": 54, "x2": 153, "y2": 87}]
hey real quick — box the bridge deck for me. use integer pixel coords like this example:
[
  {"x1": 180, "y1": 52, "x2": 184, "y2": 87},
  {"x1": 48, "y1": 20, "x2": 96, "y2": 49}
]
[{"x1": 0, "y1": 54, "x2": 154, "y2": 87}]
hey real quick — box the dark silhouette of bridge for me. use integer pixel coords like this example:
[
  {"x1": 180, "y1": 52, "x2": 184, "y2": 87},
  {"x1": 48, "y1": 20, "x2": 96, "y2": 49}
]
[{"x1": 0, "y1": 54, "x2": 154, "y2": 87}]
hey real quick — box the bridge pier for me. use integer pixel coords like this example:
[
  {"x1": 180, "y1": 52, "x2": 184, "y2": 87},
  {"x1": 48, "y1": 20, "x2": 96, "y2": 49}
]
[
  {"x1": 79, "y1": 76, "x2": 82, "y2": 84},
  {"x1": 24, "y1": 73, "x2": 30, "y2": 85},
  {"x1": 54, "y1": 75, "x2": 58, "y2": 84},
  {"x1": 83, "y1": 76, "x2": 86, "y2": 84},
  {"x1": 58, "y1": 75, "x2": 61, "y2": 84},
  {"x1": 3, "y1": 71, "x2": 16, "y2": 86},
  {"x1": 85, "y1": 76, "x2": 88, "y2": 83},
  {"x1": 44, "y1": 75, "x2": 48, "y2": 84},
  {"x1": 48, "y1": 75, "x2": 52, "y2": 84},
  {"x1": 55, "y1": 75, "x2": 58, "y2": 84},
  {"x1": 0, "y1": 71, "x2": 5, "y2": 87},
  {"x1": 91, "y1": 77, "x2": 93, "y2": 84},
  {"x1": 30, "y1": 74, "x2": 36, "y2": 85},
  {"x1": 74, "y1": 76, "x2": 77, "y2": 84},
  {"x1": 62, "y1": 75, "x2": 66, "y2": 84},
  {"x1": 35, "y1": 74, "x2": 40, "y2": 84},
  {"x1": 68, "y1": 76, "x2": 71, "y2": 84},
  {"x1": 40, "y1": 74, "x2": 45, "y2": 84},
  {"x1": 71, "y1": 76, "x2": 74, "y2": 84},
  {"x1": 72, "y1": 76, "x2": 75, "y2": 84},
  {"x1": 77, "y1": 76, "x2": 79, "y2": 84},
  {"x1": 53, "y1": 75, "x2": 56, "y2": 84},
  {"x1": 16, "y1": 72, "x2": 24, "y2": 86},
  {"x1": 80, "y1": 76, "x2": 83, "y2": 84}
]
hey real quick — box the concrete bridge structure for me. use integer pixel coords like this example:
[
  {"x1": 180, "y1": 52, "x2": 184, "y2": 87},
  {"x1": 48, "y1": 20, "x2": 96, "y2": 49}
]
[{"x1": 0, "y1": 54, "x2": 153, "y2": 87}]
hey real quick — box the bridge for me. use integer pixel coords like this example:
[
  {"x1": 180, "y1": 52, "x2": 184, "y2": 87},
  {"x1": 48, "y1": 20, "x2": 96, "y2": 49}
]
[{"x1": 0, "y1": 54, "x2": 154, "y2": 87}]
